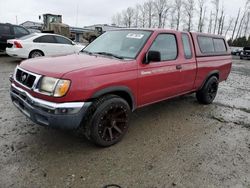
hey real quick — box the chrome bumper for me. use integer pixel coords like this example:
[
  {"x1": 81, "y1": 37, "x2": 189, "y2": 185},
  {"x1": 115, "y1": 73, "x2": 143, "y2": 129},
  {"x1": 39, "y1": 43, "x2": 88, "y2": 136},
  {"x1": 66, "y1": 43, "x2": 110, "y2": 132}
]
[{"x1": 10, "y1": 83, "x2": 91, "y2": 129}]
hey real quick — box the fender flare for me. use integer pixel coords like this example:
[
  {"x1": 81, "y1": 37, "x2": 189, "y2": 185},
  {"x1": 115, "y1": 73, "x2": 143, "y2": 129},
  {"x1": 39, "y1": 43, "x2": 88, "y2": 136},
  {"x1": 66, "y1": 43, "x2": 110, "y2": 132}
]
[
  {"x1": 90, "y1": 86, "x2": 136, "y2": 110},
  {"x1": 199, "y1": 70, "x2": 220, "y2": 90}
]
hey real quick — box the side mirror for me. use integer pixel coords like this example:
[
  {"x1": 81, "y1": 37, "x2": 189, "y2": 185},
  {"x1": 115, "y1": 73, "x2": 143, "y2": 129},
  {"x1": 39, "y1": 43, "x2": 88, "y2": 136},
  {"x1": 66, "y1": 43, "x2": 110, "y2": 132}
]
[
  {"x1": 72, "y1": 41, "x2": 76, "y2": 45},
  {"x1": 144, "y1": 51, "x2": 161, "y2": 64}
]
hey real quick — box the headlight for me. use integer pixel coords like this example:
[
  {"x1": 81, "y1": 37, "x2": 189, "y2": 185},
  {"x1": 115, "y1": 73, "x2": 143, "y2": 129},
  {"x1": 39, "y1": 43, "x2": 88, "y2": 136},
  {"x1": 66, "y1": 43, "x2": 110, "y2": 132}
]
[{"x1": 39, "y1": 76, "x2": 71, "y2": 97}]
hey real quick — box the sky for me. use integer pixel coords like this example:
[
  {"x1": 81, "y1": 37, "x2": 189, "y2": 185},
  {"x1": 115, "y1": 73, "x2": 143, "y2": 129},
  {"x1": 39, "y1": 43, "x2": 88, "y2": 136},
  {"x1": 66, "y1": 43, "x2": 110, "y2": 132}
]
[{"x1": 0, "y1": 0, "x2": 247, "y2": 28}]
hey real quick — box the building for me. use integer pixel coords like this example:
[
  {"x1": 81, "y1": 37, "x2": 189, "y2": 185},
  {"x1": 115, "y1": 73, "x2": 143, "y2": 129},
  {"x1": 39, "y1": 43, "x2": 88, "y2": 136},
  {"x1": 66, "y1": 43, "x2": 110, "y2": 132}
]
[
  {"x1": 20, "y1": 21, "x2": 43, "y2": 33},
  {"x1": 84, "y1": 24, "x2": 122, "y2": 32},
  {"x1": 70, "y1": 27, "x2": 92, "y2": 42}
]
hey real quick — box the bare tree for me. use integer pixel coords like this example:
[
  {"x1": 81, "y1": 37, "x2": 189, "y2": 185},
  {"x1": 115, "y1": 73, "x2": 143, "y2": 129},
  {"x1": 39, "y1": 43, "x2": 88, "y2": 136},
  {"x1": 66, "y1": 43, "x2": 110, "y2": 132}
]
[
  {"x1": 212, "y1": 0, "x2": 219, "y2": 34},
  {"x1": 145, "y1": 0, "x2": 154, "y2": 28},
  {"x1": 154, "y1": 0, "x2": 171, "y2": 28},
  {"x1": 236, "y1": 0, "x2": 250, "y2": 38},
  {"x1": 231, "y1": 8, "x2": 241, "y2": 40},
  {"x1": 169, "y1": 8, "x2": 176, "y2": 29},
  {"x1": 112, "y1": 13, "x2": 122, "y2": 26},
  {"x1": 236, "y1": 10, "x2": 247, "y2": 38},
  {"x1": 134, "y1": 4, "x2": 141, "y2": 28},
  {"x1": 220, "y1": 15, "x2": 225, "y2": 35},
  {"x1": 197, "y1": 0, "x2": 206, "y2": 32},
  {"x1": 217, "y1": 7, "x2": 224, "y2": 35},
  {"x1": 122, "y1": 7, "x2": 134, "y2": 28},
  {"x1": 244, "y1": 12, "x2": 250, "y2": 36},
  {"x1": 138, "y1": 3, "x2": 147, "y2": 28},
  {"x1": 183, "y1": 0, "x2": 195, "y2": 31},
  {"x1": 224, "y1": 18, "x2": 234, "y2": 37},
  {"x1": 173, "y1": 0, "x2": 182, "y2": 30},
  {"x1": 208, "y1": 11, "x2": 213, "y2": 33}
]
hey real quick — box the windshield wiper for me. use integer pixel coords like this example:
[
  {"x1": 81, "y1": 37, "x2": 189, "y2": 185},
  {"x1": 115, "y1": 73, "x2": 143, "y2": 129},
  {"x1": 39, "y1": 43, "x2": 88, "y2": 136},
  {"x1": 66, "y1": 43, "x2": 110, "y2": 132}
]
[
  {"x1": 95, "y1": 52, "x2": 124, "y2": 60},
  {"x1": 81, "y1": 50, "x2": 95, "y2": 55}
]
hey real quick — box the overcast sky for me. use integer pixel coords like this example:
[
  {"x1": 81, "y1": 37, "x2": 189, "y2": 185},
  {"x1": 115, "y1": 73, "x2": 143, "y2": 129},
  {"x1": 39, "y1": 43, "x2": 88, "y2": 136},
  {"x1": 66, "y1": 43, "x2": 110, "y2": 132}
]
[{"x1": 0, "y1": 0, "x2": 247, "y2": 27}]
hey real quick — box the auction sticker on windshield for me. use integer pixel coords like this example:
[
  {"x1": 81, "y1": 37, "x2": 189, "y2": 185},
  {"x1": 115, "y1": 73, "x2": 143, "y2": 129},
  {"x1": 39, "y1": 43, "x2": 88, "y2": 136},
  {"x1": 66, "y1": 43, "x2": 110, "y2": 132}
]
[{"x1": 126, "y1": 33, "x2": 144, "y2": 39}]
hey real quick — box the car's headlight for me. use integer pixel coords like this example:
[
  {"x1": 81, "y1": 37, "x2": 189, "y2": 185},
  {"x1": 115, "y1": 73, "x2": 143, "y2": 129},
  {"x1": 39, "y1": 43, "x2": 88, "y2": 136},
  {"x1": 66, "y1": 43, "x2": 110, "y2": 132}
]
[{"x1": 39, "y1": 76, "x2": 71, "y2": 97}]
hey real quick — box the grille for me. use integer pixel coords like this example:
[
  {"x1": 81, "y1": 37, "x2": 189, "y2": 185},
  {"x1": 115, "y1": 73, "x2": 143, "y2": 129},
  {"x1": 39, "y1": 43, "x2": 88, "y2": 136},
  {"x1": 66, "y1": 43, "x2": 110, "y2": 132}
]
[{"x1": 15, "y1": 68, "x2": 36, "y2": 88}]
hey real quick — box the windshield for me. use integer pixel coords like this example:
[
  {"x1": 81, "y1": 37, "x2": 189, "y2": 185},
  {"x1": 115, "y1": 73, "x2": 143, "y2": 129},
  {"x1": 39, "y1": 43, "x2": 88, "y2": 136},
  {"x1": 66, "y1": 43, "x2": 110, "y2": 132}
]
[{"x1": 83, "y1": 30, "x2": 152, "y2": 59}]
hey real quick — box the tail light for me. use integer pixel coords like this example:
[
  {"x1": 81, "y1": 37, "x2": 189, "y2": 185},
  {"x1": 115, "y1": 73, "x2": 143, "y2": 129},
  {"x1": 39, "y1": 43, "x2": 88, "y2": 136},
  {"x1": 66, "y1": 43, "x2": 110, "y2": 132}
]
[{"x1": 14, "y1": 41, "x2": 23, "y2": 48}]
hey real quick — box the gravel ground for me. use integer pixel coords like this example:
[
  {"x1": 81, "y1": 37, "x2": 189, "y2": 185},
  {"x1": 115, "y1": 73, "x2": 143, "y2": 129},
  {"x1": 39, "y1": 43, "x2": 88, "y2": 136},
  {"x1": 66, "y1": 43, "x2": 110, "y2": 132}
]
[{"x1": 0, "y1": 54, "x2": 249, "y2": 188}]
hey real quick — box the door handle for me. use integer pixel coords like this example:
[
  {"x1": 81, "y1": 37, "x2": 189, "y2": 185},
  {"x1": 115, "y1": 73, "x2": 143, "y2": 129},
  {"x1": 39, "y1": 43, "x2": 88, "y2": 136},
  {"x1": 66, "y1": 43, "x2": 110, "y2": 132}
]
[{"x1": 176, "y1": 65, "x2": 182, "y2": 70}]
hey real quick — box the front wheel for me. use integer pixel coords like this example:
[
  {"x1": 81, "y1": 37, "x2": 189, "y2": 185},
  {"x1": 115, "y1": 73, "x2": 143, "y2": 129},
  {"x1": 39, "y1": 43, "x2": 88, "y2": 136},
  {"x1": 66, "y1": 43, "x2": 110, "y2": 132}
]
[
  {"x1": 83, "y1": 95, "x2": 131, "y2": 147},
  {"x1": 196, "y1": 76, "x2": 219, "y2": 105}
]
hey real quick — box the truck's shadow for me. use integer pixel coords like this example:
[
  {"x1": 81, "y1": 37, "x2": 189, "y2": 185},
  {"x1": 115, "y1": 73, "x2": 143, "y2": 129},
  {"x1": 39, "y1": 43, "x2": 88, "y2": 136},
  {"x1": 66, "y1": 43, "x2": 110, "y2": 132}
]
[{"x1": 22, "y1": 94, "x2": 202, "y2": 154}]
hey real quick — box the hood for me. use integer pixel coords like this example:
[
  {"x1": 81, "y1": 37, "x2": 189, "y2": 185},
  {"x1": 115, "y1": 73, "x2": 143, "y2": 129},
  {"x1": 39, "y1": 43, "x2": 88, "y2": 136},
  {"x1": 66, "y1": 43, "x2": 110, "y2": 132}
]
[{"x1": 19, "y1": 53, "x2": 128, "y2": 78}]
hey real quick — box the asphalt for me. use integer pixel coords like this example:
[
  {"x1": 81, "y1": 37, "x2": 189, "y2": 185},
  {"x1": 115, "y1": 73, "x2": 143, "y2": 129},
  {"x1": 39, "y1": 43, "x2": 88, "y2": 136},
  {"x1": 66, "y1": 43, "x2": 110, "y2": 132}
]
[{"x1": 0, "y1": 54, "x2": 249, "y2": 188}]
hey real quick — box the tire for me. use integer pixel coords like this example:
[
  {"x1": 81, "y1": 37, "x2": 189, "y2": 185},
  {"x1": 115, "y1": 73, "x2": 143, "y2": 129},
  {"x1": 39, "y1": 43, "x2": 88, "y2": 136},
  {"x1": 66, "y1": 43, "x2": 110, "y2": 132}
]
[
  {"x1": 29, "y1": 50, "x2": 44, "y2": 58},
  {"x1": 82, "y1": 95, "x2": 131, "y2": 147},
  {"x1": 196, "y1": 76, "x2": 219, "y2": 105},
  {"x1": 240, "y1": 56, "x2": 243, "y2": 59}
]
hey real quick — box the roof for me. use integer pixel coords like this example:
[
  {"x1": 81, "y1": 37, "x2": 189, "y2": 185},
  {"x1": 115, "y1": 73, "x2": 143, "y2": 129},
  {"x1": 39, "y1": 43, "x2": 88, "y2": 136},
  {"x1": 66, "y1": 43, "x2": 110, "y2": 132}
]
[
  {"x1": 24, "y1": 32, "x2": 71, "y2": 38},
  {"x1": 20, "y1": 21, "x2": 43, "y2": 26}
]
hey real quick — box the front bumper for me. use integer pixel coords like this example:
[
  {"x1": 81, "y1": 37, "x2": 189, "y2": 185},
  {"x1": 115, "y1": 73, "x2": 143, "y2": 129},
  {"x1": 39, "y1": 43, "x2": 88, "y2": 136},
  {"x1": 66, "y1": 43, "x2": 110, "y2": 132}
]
[{"x1": 10, "y1": 83, "x2": 91, "y2": 129}]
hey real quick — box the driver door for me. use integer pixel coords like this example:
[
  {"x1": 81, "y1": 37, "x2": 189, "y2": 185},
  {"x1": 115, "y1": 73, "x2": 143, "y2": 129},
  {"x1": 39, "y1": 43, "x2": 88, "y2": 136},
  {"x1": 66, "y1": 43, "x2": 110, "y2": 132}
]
[{"x1": 138, "y1": 33, "x2": 183, "y2": 106}]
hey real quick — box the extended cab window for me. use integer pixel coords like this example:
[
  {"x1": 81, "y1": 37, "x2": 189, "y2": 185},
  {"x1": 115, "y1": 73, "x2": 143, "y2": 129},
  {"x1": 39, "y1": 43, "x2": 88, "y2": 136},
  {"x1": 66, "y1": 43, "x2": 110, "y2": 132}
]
[
  {"x1": 198, "y1": 36, "x2": 215, "y2": 53},
  {"x1": 34, "y1": 35, "x2": 56, "y2": 43},
  {"x1": 213, "y1": 38, "x2": 226, "y2": 52},
  {"x1": 149, "y1": 34, "x2": 177, "y2": 61},
  {"x1": 182, "y1": 33, "x2": 192, "y2": 59}
]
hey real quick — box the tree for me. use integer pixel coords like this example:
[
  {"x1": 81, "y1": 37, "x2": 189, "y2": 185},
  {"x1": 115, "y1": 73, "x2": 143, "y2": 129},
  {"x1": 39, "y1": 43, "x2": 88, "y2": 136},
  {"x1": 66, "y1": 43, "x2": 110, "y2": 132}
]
[
  {"x1": 122, "y1": 7, "x2": 134, "y2": 28},
  {"x1": 231, "y1": 8, "x2": 241, "y2": 40},
  {"x1": 145, "y1": 0, "x2": 154, "y2": 28},
  {"x1": 208, "y1": 11, "x2": 213, "y2": 33},
  {"x1": 197, "y1": 0, "x2": 206, "y2": 32},
  {"x1": 183, "y1": 0, "x2": 195, "y2": 31},
  {"x1": 243, "y1": 12, "x2": 250, "y2": 37},
  {"x1": 138, "y1": 3, "x2": 147, "y2": 28},
  {"x1": 174, "y1": 0, "x2": 182, "y2": 30},
  {"x1": 236, "y1": 0, "x2": 250, "y2": 38},
  {"x1": 212, "y1": 0, "x2": 219, "y2": 34},
  {"x1": 154, "y1": 0, "x2": 171, "y2": 28},
  {"x1": 112, "y1": 13, "x2": 122, "y2": 26},
  {"x1": 217, "y1": 7, "x2": 224, "y2": 35},
  {"x1": 224, "y1": 18, "x2": 234, "y2": 37}
]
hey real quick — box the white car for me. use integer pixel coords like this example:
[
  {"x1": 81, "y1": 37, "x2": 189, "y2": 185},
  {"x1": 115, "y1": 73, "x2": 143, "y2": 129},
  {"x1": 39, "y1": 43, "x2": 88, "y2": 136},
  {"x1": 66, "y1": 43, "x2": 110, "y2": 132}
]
[{"x1": 6, "y1": 33, "x2": 85, "y2": 58}]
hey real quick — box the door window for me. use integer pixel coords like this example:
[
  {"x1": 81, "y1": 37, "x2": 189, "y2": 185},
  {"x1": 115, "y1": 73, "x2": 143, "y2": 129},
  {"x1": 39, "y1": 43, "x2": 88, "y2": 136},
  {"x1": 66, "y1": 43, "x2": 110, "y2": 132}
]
[
  {"x1": 33, "y1": 35, "x2": 56, "y2": 43},
  {"x1": 149, "y1": 34, "x2": 178, "y2": 61},
  {"x1": 55, "y1": 36, "x2": 72, "y2": 45}
]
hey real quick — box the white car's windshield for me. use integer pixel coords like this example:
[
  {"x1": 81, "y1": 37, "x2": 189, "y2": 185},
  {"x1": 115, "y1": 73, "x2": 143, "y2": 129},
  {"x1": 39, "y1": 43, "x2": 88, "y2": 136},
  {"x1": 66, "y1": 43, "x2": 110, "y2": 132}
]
[{"x1": 83, "y1": 30, "x2": 152, "y2": 59}]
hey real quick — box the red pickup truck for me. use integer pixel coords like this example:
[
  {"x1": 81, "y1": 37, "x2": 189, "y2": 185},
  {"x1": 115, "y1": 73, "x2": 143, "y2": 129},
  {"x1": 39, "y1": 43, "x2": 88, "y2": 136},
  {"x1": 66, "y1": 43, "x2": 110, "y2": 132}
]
[{"x1": 10, "y1": 29, "x2": 232, "y2": 146}]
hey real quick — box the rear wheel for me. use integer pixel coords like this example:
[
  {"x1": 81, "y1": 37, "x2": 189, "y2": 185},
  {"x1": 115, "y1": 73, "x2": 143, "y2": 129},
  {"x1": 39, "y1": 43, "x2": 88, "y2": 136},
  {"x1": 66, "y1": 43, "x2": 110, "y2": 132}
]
[
  {"x1": 196, "y1": 76, "x2": 219, "y2": 105},
  {"x1": 29, "y1": 50, "x2": 44, "y2": 58},
  {"x1": 83, "y1": 95, "x2": 131, "y2": 147}
]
